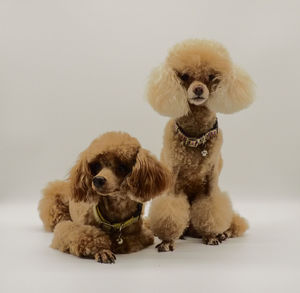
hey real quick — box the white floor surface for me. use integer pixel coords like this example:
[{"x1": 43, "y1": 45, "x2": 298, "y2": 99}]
[{"x1": 0, "y1": 198, "x2": 299, "y2": 293}]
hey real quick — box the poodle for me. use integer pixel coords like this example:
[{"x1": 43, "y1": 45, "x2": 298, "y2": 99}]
[
  {"x1": 146, "y1": 39, "x2": 254, "y2": 252},
  {"x1": 39, "y1": 132, "x2": 171, "y2": 263}
]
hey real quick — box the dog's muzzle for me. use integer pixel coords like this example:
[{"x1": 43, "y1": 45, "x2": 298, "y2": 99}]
[{"x1": 187, "y1": 81, "x2": 209, "y2": 105}]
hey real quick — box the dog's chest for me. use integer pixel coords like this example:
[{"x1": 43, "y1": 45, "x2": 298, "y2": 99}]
[{"x1": 163, "y1": 124, "x2": 223, "y2": 197}]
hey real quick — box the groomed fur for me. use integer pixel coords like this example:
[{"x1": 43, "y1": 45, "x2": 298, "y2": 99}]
[
  {"x1": 189, "y1": 190, "x2": 233, "y2": 235},
  {"x1": 69, "y1": 132, "x2": 141, "y2": 202},
  {"x1": 39, "y1": 180, "x2": 71, "y2": 232},
  {"x1": 149, "y1": 193, "x2": 190, "y2": 242},
  {"x1": 125, "y1": 149, "x2": 172, "y2": 202},
  {"x1": 38, "y1": 131, "x2": 171, "y2": 263},
  {"x1": 147, "y1": 39, "x2": 254, "y2": 117},
  {"x1": 147, "y1": 39, "x2": 253, "y2": 251}
]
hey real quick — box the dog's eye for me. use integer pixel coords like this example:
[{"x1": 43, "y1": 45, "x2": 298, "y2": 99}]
[
  {"x1": 208, "y1": 74, "x2": 216, "y2": 81},
  {"x1": 117, "y1": 164, "x2": 131, "y2": 176},
  {"x1": 89, "y1": 161, "x2": 102, "y2": 176},
  {"x1": 179, "y1": 73, "x2": 190, "y2": 82}
]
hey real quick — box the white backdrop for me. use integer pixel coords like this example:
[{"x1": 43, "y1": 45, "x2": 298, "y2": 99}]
[
  {"x1": 1, "y1": 0, "x2": 299, "y2": 203},
  {"x1": 1, "y1": 1, "x2": 300, "y2": 293}
]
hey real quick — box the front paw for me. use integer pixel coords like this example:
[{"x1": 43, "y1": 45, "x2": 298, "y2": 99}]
[
  {"x1": 155, "y1": 240, "x2": 174, "y2": 252},
  {"x1": 95, "y1": 249, "x2": 116, "y2": 264}
]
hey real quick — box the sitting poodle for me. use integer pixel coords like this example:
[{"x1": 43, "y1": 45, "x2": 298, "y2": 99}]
[
  {"x1": 146, "y1": 39, "x2": 254, "y2": 252},
  {"x1": 39, "y1": 132, "x2": 171, "y2": 263}
]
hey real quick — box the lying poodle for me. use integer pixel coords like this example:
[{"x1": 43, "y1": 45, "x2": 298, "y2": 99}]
[
  {"x1": 147, "y1": 39, "x2": 254, "y2": 251},
  {"x1": 39, "y1": 132, "x2": 171, "y2": 263}
]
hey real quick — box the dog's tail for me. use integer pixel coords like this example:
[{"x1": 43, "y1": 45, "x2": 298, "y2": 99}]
[
  {"x1": 38, "y1": 180, "x2": 71, "y2": 232},
  {"x1": 228, "y1": 212, "x2": 249, "y2": 237}
]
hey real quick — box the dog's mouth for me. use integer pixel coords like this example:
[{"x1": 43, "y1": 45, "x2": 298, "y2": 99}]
[
  {"x1": 188, "y1": 96, "x2": 207, "y2": 105},
  {"x1": 92, "y1": 184, "x2": 120, "y2": 196},
  {"x1": 95, "y1": 188, "x2": 121, "y2": 197},
  {"x1": 97, "y1": 190, "x2": 127, "y2": 200}
]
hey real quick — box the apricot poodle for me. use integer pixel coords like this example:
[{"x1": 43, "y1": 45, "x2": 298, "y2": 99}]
[
  {"x1": 147, "y1": 39, "x2": 254, "y2": 251},
  {"x1": 39, "y1": 132, "x2": 171, "y2": 263}
]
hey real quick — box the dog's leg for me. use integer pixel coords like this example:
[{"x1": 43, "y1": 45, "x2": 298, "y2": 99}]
[
  {"x1": 202, "y1": 212, "x2": 249, "y2": 244},
  {"x1": 51, "y1": 220, "x2": 115, "y2": 263},
  {"x1": 39, "y1": 180, "x2": 71, "y2": 231},
  {"x1": 190, "y1": 189, "x2": 236, "y2": 245},
  {"x1": 149, "y1": 192, "x2": 190, "y2": 252}
]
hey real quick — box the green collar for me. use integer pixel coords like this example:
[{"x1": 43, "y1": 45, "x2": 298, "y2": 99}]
[{"x1": 93, "y1": 202, "x2": 143, "y2": 232}]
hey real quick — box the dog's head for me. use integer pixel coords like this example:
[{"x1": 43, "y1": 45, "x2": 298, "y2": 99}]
[
  {"x1": 69, "y1": 132, "x2": 171, "y2": 202},
  {"x1": 147, "y1": 39, "x2": 254, "y2": 117}
]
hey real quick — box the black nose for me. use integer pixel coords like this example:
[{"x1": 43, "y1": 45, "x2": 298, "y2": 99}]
[
  {"x1": 93, "y1": 176, "x2": 106, "y2": 188},
  {"x1": 193, "y1": 87, "x2": 203, "y2": 96}
]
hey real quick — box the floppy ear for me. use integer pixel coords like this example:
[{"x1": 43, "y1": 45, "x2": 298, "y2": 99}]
[
  {"x1": 207, "y1": 66, "x2": 255, "y2": 114},
  {"x1": 69, "y1": 153, "x2": 91, "y2": 202},
  {"x1": 146, "y1": 64, "x2": 190, "y2": 118},
  {"x1": 124, "y1": 149, "x2": 172, "y2": 202}
]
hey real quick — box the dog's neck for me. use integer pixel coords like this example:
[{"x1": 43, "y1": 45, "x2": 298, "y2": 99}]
[
  {"x1": 98, "y1": 195, "x2": 139, "y2": 223},
  {"x1": 176, "y1": 105, "x2": 217, "y2": 137}
]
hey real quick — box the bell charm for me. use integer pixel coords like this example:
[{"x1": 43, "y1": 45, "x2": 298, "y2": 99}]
[{"x1": 116, "y1": 236, "x2": 123, "y2": 245}]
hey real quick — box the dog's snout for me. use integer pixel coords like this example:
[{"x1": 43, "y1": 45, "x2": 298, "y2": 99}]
[
  {"x1": 93, "y1": 176, "x2": 106, "y2": 188},
  {"x1": 193, "y1": 87, "x2": 203, "y2": 96}
]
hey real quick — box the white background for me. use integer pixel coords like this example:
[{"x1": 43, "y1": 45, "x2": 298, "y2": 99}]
[{"x1": 0, "y1": 1, "x2": 299, "y2": 292}]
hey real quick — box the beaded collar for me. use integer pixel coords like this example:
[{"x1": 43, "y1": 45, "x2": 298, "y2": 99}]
[{"x1": 175, "y1": 119, "x2": 218, "y2": 148}]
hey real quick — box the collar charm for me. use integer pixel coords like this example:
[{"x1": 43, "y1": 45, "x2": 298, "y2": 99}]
[{"x1": 201, "y1": 150, "x2": 208, "y2": 157}]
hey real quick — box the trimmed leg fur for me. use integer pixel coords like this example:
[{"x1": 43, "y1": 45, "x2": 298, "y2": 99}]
[
  {"x1": 38, "y1": 180, "x2": 71, "y2": 232},
  {"x1": 149, "y1": 193, "x2": 190, "y2": 252},
  {"x1": 51, "y1": 221, "x2": 114, "y2": 263},
  {"x1": 190, "y1": 190, "x2": 233, "y2": 245},
  {"x1": 190, "y1": 191, "x2": 249, "y2": 245}
]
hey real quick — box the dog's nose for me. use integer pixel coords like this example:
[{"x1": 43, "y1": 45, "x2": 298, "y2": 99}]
[
  {"x1": 193, "y1": 87, "x2": 203, "y2": 96},
  {"x1": 93, "y1": 176, "x2": 106, "y2": 188}
]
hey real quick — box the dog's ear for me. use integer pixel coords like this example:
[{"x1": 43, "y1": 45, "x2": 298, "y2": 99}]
[
  {"x1": 123, "y1": 149, "x2": 172, "y2": 202},
  {"x1": 69, "y1": 153, "x2": 91, "y2": 202},
  {"x1": 207, "y1": 66, "x2": 255, "y2": 114},
  {"x1": 147, "y1": 64, "x2": 190, "y2": 118}
]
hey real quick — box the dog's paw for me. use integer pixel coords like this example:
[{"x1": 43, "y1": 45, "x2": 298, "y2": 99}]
[
  {"x1": 202, "y1": 236, "x2": 221, "y2": 246},
  {"x1": 95, "y1": 249, "x2": 116, "y2": 264},
  {"x1": 217, "y1": 229, "x2": 233, "y2": 242},
  {"x1": 155, "y1": 240, "x2": 174, "y2": 252}
]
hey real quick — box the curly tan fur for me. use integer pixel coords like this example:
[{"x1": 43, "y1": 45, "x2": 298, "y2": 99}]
[
  {"x1": 147, "y1": 39, "x2": 254, "y2": 117},
  {"x1": 125, "y1": 149, "x2": 172, "y2": 202},
  {"x1": 39, "y1": 181, "x2": 71, "y2": 232},
  {"x1": 149, "y1": 193, "x2": 190, "y2": 242},
  {"x1": 147, "y1": 39, "x2": 253, "y2": 251},
  {"x1": 38, "y1": 132, "x2": 171, "y2": 263}
]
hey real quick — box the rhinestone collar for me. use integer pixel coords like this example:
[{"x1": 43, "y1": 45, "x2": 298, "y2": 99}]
[{"x1": 175, "y1": 119, "x2": 218, "y2": 148}]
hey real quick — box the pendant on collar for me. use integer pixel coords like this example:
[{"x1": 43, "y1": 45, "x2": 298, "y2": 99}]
[
  {"x1": 116, "y1": 233, "x2": 124, "y2": 245},
  {"x1": 201, "y1": 150, "x2": 208, "y2": 157}
]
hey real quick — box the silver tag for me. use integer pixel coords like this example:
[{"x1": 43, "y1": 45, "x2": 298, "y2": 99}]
[{"x1": 201, "y1": 150, "x2": 208, "y2": 157}]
